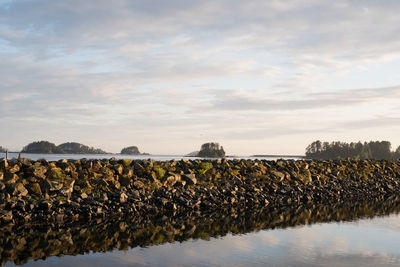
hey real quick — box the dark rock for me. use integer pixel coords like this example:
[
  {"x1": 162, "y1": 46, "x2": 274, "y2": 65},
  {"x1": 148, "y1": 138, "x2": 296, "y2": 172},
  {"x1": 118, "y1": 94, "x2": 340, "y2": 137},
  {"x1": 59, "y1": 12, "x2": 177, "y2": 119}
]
[
  {"x1": 28, "y1": 183, "x2": 42, "y2": 196},
  {"x1": 182, "y1": 174, "x2": 197, "y2": 185},
  {"x1": 8, "y1": 164, "x2": 20, "y2": 174},
  {"x1": 7, "y1": 183, "x2": 28, "y2": 197},
  {"x1": 119, "y1": 176, "x2": 131, "y2": 187},
  {"x1": 120, "y1": 192, "x2": 128, "y2": 203},
  {"x1": 0, "y1": 159, "x2": 8, "y2": 171},
  {"x1": 4, "y1": 173, "x2": 18, "y2": 184},
  {"x1": 0, "y1": 210, "x2": 13, "y2": 223},
  {"x1": 39, "y1": 201, "x2": 52, "y2": 211},
  {"x1": 28, "y1": 165, "x2": 47, "y2": 179}
]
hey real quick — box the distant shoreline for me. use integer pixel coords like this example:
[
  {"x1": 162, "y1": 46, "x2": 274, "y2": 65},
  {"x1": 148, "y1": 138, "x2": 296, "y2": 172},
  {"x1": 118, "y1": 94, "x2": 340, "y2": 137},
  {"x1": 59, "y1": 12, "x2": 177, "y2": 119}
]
[
  {"x1": 1, "y1": 152, "x2": 150, "y2": 156},
  {"x1": 251, "y1": 155, "x2": 306, "y2": 158}
]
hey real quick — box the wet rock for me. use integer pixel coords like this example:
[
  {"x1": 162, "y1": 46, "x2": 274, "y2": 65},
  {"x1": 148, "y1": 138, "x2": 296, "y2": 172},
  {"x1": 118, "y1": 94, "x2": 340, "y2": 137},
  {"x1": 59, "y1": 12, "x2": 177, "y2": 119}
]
[
  {"x1": 61, "y1": 180, "x2": 75, "y2": 199},
  {"x1": 28, "y1": 183, "x2": 42, "y2": 196},
  {"x1": 47, "y1": 167, "x2": 64, "y2": 179},
  {"x1": 39, "y1": 201, "x2": 52, "y2": 211},
  {"x1": 182, "y1": 174, "x2": 197, "y2": 185},
  {"x1": 4, "y1": 173, "x2": 18, "y2": 184},
  {"x1": 174, "y1": 181, "x2": 186, "y2": 187},
  {"x1": 114, "y1": 164, "x2": 123, "y2": 175},
  {"x1": 0, "y1": 158, "x2": 8, "y2": 171},
  {"x1": 133, "y1": 180, "x2": 145, "y2": 189},
  {"x1": 8, "y1": 164, "x2": 20, "y2": 174},
  {"x1": 0, "y1": 210, "x2": 13, "y2": 223},
  {"x1": 7, "y1": 183, "x2": 28, "y2": 197},
  {"x1": 120, "y1": 192, "x2": 128, "y2": 203},
  {"x1": 271, "y1": 171, "x2": 285, "y2": 181},
  {"x1": 119, "y1": 176, "x2": 131, "y2": 187},
  {"x1": 28, "y1": 165, "x2": 47, "y2": 179}
]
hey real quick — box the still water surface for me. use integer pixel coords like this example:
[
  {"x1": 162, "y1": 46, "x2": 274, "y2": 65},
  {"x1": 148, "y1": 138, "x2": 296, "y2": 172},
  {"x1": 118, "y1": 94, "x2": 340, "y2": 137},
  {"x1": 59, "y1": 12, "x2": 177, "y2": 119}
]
[
  {"x1": 3, "y1": 199, "x2": 400, "y2": 267},
  {"x1": 0, "y1": 152, "x2": 300, "y2": 161}
]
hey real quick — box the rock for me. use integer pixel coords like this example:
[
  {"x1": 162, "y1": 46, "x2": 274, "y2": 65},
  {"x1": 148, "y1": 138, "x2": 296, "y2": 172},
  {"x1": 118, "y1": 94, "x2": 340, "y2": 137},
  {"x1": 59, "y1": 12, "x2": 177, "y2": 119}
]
[
  {"x1": 39, "y1": 180, "x2": 52, "y2": 193},
  {"x1": 61, "y1": 180, "x2": 75, "y2": 199},
  {"x1": 271, "y1": 171, "x2": 285, "y2": 181},
  {"x1": 49, "y1": 181, "x2": 63, "y2": 191},
  {"x1": 114, "y1": 164, "x2": 123, "y2": 175},
  {"x1": 119, "y1": 176, "x2": 131, "y2": 187},
  {"x1": 133, "y1": 180, "x2": 145, "y2": 189},
  {"x1": 164, "y1": 176, "x2": 178, "y2": 186},
  {"x1": 29, "y1": 183, "x2": 42, "y2": 196},
  {"x1": 149, "y1": 172, "x2": 159, "y2": 183},
  {"x1": 4, "y1": 173, "x2": 18, "y2": 184},
  {"x1": 182, "y1": 174, "x2": 197, "y2": 185},
  {"x1": 0, "y1": 158, "x2": 8, "y2": 171},
  {"x1": 8, "y1": 164, "x2": 20, "y2": 174},
  {"x1": 28, "y1": 166, "x2": 47, "y2": 179},
  {"x1": 120, "y1": 192, "x2": 128, "y2": 203},
  {"x1": 47, "y1": 167, "x2": 64, "y2": 179},
  {"x1": 15, "y1": 183, "x2": 28, "y2": 197},
  {"x1": 165, "y1": 201, "x2": 177, "y2": 210},
  {"x1": 175, "y1": 181, "x2": 186, "y2": 187},
  {"x1": 39, "y1": 201, "x2": 52, "y2": 211},
  {"x1": 6, "y1": 182, "x2": 28, "y2": 197},
  {"x1": 132, "y1": 190, "x2": 140, "y2": 199},
  {"x1": 0, "y1": 210, "x2": 13, "y2": 223}
]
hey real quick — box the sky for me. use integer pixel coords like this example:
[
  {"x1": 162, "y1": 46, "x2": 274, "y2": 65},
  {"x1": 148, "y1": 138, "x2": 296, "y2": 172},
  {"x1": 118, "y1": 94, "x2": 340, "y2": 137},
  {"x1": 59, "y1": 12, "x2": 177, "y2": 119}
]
[{"x1": 1, "y1": 0, "x2": 400, "y2": 155}]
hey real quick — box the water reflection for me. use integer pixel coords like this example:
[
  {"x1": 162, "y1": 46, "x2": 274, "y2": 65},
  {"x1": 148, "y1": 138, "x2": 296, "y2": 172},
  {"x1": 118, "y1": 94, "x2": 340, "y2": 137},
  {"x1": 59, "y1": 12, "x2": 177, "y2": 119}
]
[{"x1": 2, "y1": 195, "x2": 400, "y2": 266}]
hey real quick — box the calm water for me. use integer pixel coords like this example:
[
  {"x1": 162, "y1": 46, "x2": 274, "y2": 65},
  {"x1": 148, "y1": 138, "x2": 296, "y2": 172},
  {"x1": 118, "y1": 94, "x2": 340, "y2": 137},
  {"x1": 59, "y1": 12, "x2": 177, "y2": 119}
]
[
  {"x1": 3, "y1": 198, "x2": 400, "y2": 266},
  {"x1": 0, "y1": 152, "x2": 301, "y2": 161}
]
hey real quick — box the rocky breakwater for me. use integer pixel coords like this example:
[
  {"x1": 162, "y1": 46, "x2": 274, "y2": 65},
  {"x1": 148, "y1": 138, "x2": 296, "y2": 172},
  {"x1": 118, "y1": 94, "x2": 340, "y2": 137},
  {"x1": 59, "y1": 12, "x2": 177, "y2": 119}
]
[{"x1": 1, "y1": 157, "x2": 400, "y2": 225}]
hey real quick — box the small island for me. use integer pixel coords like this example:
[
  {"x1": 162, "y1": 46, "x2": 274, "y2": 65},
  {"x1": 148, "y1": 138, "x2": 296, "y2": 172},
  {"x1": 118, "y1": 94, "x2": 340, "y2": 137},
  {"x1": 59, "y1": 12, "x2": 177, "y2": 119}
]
[
  {"x1": 188, "y1": 142, "x2": 226, "y2": 158},
  {"x1": 21, "y1": 141, "x2": 108, "y2": 154},
  {"x1": 120, "y1": 146, "x2": 141, "y2": 155},
  {"x1": 120, "y1": 146, "x2": 150, "y2": 155},
  {"x1": 57, "y1": 142, "x2": 107, "y2": 154}
]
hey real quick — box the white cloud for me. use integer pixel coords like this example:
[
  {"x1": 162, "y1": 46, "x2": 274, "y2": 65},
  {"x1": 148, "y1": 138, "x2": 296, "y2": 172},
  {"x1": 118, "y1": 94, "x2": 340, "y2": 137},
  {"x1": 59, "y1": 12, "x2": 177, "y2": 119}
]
[{"x1": 1, "y1": 0, "x2": 400, "y2": 153}]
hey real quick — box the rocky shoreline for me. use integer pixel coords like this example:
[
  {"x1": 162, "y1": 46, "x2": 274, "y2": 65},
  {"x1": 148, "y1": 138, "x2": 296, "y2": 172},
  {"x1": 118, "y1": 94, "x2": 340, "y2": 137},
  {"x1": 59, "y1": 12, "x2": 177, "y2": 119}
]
[{"x1": 1, "y1": 158, "x2": 400, "y2": 225}]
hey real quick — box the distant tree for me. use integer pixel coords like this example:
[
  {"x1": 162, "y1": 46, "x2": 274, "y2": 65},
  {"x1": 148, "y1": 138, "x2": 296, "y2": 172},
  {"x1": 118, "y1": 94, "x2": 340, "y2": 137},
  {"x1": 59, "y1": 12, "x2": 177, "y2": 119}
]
[
  {"x1": 198, "y1": 142, "x2": 225, "y2": 158},
  {"x1": 58, "y1": 142, "x2": 107, "y2": 154},
  {"x1": 305, "y1": 140, "x2": 394, "y2": 160},
  {"x1": 368, "y1": 141, "x2": 392, "y2": 160},
  {"x1": 22, "y1": 141, "x2": 64, "y2": 154},
  {"x1": 395, "y1": 146, "x2": 400, "y2": 160},
  {"x1": 0, "y1": 146, "x2": 7, "y2": 153}
]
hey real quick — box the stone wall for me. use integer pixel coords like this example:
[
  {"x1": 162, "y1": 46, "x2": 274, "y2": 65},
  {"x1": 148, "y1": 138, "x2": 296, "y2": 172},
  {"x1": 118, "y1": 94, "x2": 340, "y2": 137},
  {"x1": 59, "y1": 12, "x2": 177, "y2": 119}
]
[{"x1": 1, "y1": 157, "x2": 400, "y2": 225}]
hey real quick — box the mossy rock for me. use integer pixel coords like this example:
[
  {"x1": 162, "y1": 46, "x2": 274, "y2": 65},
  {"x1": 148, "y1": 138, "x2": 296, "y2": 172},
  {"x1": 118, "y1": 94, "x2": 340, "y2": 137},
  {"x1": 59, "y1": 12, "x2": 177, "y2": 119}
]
[{"x1": 153, "y1": 165, "x2": 165, "y2": 179}]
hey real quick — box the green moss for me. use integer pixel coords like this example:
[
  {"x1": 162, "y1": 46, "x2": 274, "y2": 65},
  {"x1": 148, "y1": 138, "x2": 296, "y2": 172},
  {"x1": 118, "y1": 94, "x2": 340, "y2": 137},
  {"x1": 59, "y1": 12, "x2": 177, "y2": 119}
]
[
  {"x1": 195, "y1": 231, "x2": 210, "y2": 241},
  {"x1": 153, "y1": 232, "x2": 165, "y2": 244},
  {"x1": 121, "y1": 159, "x2": 132, "y2": 168},
  {"x1": 52, "y1": 168, "x2": 65, "y2": 180},
  {"x1": 153, "y1": 165, "x2": 165, "y2": 179},
  {"x1": 55, "y1": 195, "x2": 68, "y2": 201},
  {"x1": 198, "y1": 162, "x2": 213, "y2": 175},
  {"x1": 147, "y1": 181, "x2": 160, "y2": 191},
  {"x1": 81, "y1": 187, "x2": 93, "y2": 194}
]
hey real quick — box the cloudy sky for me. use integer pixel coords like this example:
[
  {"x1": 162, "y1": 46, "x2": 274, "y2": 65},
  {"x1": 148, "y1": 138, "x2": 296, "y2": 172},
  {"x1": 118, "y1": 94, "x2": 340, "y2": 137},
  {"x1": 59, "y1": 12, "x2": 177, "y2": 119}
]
[{"x1": 1, "y1": 0, "x2": 400, "y2": 155}]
